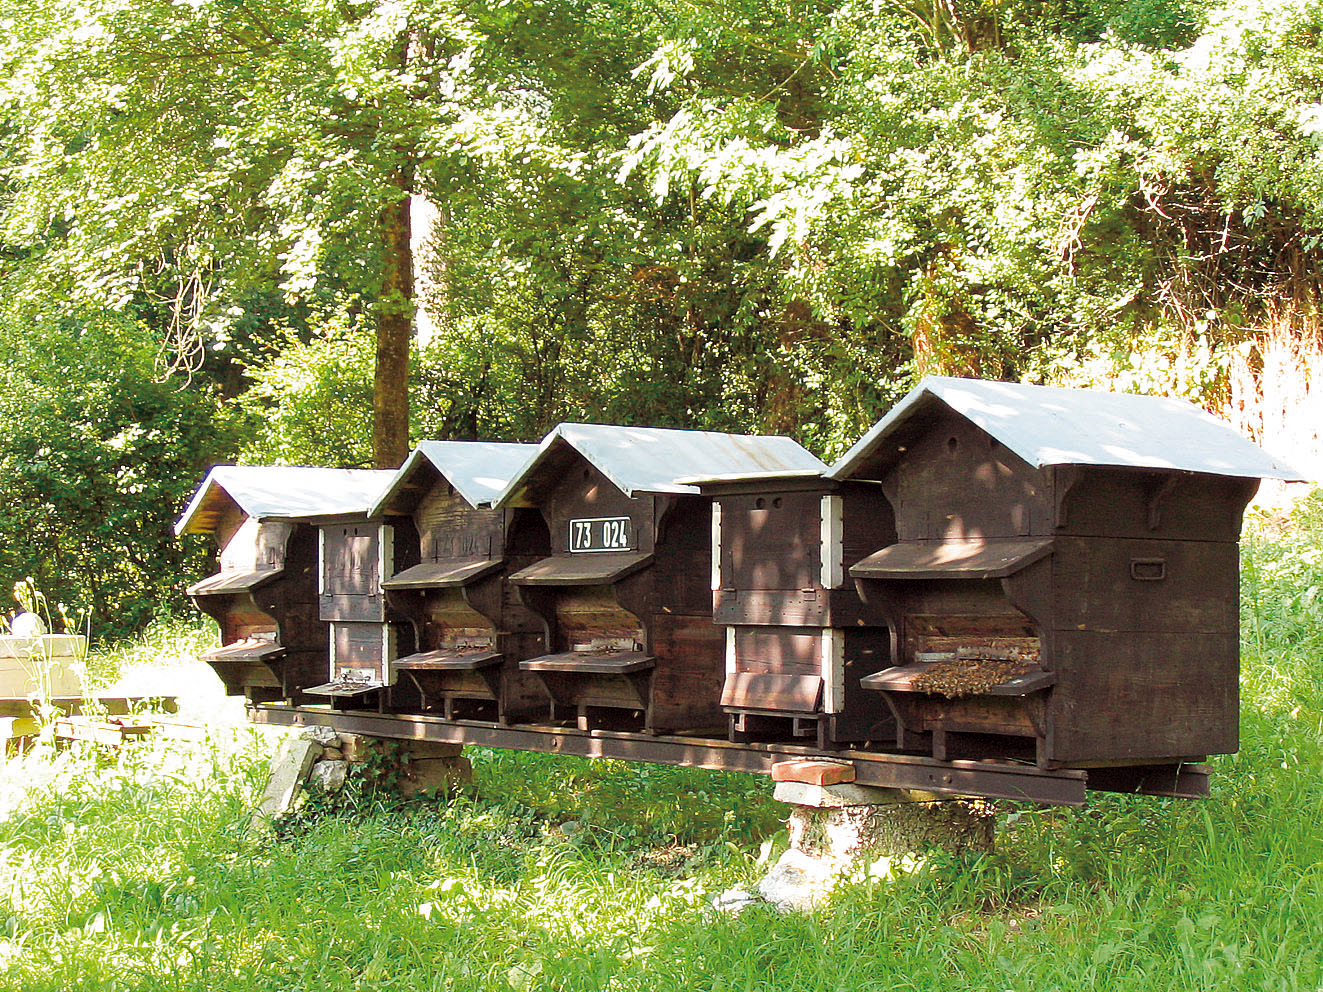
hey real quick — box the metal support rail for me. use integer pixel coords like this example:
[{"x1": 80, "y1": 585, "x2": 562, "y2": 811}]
[{"x1": 251, "y1": 704, "x2": 1209, "y2": 806}]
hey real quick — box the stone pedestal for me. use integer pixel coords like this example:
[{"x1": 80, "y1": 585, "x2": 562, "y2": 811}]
[
  {"x1": 719, "y1": 761, "x2": 996, "y2": 914},
  {"x1": 777, "y1": 781, "x2": 994, "y2": 861},
  {"x1": 304, "y1": 730, "x2": 470, "y2": 797},
  {"x1": 398, "y1": 754, "x2": 473, "y2": 797}
]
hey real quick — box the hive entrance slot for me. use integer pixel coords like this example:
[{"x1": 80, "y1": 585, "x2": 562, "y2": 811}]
[
  {"x1": 432, "y1": 626, "x2": 493, "y2": 654},
  {"x1": 554, "y1": 589, "x2": 646, "y2": 657},
  {"x1": 572, "y1": 635, "x2": 643, "y2": 655},
  {"x1": 907, "y1": 614, "x2": 1042, "y2": 685}
]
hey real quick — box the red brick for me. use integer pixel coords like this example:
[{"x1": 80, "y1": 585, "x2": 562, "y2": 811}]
[{"x1": 770, "y1": 759, "x2": 856, "y2": 787}]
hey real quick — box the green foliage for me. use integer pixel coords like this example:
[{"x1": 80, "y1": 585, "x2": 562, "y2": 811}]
[
  {"x1": 4, "y1": 0, "x2": 1323, "y2": 640},
  {"x1": 77, "y1": 615, "x2": 221, "y2": 691},
  {"x1": 0, "y1": 0, "x2": 446, "y2": 310},
  {"x1": 1241, "y1": 489, "x2": 1323, "y2": 660},
  {"x1": 235, "y1": 304, "x2": 376, "y2": 467},
  {"x1": 0, "y1": 314, "x2": 230, "y2": 640}
]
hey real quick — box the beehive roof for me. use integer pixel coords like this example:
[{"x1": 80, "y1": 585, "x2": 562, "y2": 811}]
[
  {"x1": 830, "y1": 376, "x2": 1306, "y2": 482},
  {"x1": 500, "y1": 423, "x2": 827, "y2": 503},
  {"x1": 174, "y1": 466, "x2": 396, "y2": 536},
  {"x1": 372, "y1": 441, "x2": 538, "y2": 514}
]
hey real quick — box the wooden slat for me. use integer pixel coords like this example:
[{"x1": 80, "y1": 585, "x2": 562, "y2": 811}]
[
  {"x1": 383, "y1": 558, "x2": 503, "y2": 590},
  {"x1": 393, "y1": 648, "x2": 503, "y2": 671},
  {"x1": 520, "y1": 650, "x2": 654, "y2": 675},
  {"x1": 862, "y1": 663, "x2": 1055, "y2": 696},
  {"x1": 187, "y1": 568, "x2": 282, "y2": 596},
  {"x1": 721, "y1": 672, "x2": 823, "y2": 711},
  {"x1": 252, "y1": 703, "x2": 1094, "y2": 806},
  {"x1": 0, "y1": 716, "x2": 38, "y2": 740},
  {"x1": 148, "y1": 716, "x2": 210, "y2": 742},
  {"x1": 851, "y1": 537, "x2": 1052, "y2": 580},
  {"x1": 510, "y1": 552, "x2": 653, "y2": 586},
  {"x1": 305, "y1": 679, "x2": 384, "y2": 697},
  {"x1": 201, "y1": 639, "x2": 287, "y2": 663},
  {"x1": 55, "y1": 716, "x2": 154, "y2": 746}
]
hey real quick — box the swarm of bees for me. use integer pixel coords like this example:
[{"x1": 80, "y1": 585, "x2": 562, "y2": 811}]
[{"x1": 910, "y1": 644, "x2": 1041, "y2": 699}]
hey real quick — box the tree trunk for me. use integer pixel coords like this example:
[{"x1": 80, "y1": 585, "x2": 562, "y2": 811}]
[{"x1": 373, "y1": 164, "x2": 415, "y2": 470}]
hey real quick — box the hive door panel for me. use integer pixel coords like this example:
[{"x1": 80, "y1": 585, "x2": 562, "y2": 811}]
[
  {"x1": 320, "y1": 524, "x2": 387, "y2": 621},
  {"x1": 719, "y1": 493, "x2": 820, "y2": 592},
  {"x1": 649, "y1": 613, "x2": 725, "y2": 730},
  {"x1": 1049, "y1": 629, "x2": 1238, "y2": 764},
  {"x1": 729, "y1": 627, "x2": 821, "y2": 676},
  {"x1": 329, "y1": 621, "x2": 399, "y2": 689},
  {"x1": 721, "y1": 627, "x2": 823, "y2": 713},
  {"x1": 1051, "y1": 537, "x2": 1239, "y2": 634}
]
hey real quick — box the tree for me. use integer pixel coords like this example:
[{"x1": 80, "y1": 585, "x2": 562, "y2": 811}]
[
  {"x1": 0, "y1": 0, "x2": 479, "y2": 467},
  {"x1": 0, "y1": 313, "x2": 229, "y2": 638}
]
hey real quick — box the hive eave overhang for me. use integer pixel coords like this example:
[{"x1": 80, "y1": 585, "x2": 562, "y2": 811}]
[
  {"x1": 496, "y1": 424, "x2": 828, "y2": 507},
  {"x1": 175, "y1": 466, "x2": 397, "y2": 536},
  {"x1": 828, "y1": 376, "x2": 1308, "y2": 484},
  {"x1": 370, "y1": 441, "x2": 539, "y2": 516}
]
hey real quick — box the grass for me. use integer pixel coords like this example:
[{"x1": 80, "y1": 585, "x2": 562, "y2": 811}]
[{"x1": 0, "y1": 493, "x2": 1321, "y2": 991}]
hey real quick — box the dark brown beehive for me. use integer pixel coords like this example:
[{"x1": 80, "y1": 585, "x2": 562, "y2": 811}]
[
  {"x1": 831, "y1": 377, "x2": 1303, "y2": 769},
  {"x1": 694, "y1": 471, "x2": 897, "y2": 748},
  {"x1": 176, "y1": 467, "x2": 394, "y2": 704},
  {"x1": 370, "y1": 441, "x2": 552, "y2": 723},
  {"x1": 499, "y1": 424, "x2": 825, "y2": 734}
]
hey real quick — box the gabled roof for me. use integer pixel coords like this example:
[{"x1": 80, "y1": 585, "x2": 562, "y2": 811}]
[
  {"x1": 175, "y1": 466, "x2": 396, "y2": 536},
  {"x1": 829, "y1": 376, "x2": 1306, "y2": 482},
  {"x1": 499, "y1": 423, "x2": 828, "y2": 505},
  {"x1": 371, "y1": 441, "x2": 537, "y2": 515}
]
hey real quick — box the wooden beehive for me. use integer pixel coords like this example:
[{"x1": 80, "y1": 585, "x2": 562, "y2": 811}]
[
  {"x1": 694, "y1": 471, "x2": 897, "y2": 747},
  {"x1": 371, "y1": 441, "x2": 551, "y2": 722},
  {"x1": 0, "y1": 634, "x2": 84, "y2": 700},
  {"x1": 500, "y1": 424, "x2": 825, "y2": 734},
  {"x1": 307, "y1": 506, "x2": 419, "y2": 709},
  {"x1": 830, "y1": 377, "x2": 1304, "y2": 769},
  {"x1": 176, "y1": 466, "x2": 394, "y2": 703}
]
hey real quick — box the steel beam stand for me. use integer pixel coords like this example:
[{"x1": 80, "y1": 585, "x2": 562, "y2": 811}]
[{"x1": 252, "y1": 702, "x2": 1093, "y2": 806}]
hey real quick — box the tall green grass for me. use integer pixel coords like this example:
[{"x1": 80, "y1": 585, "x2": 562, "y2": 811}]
[
  {"x1": 79, "y1": 617, "x2": 219, "y2": 690},
  {"x1": 0, "y1": 494, "x2": 1320, "y2": 991}
]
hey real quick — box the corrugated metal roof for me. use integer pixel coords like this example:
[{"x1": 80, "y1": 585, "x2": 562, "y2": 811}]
[
  {"x1": 372, "y1": 441, "x2": 537, "y2": 514},
  {"x1": 501, "y1": 423, "x2": 828, "y2": 502},
  {"x1": 830, "y1": 377, "x2": 1307, "y2": 481},
  {"x1": 175, "y1": 466, "x2": 396, "y2": 536}
]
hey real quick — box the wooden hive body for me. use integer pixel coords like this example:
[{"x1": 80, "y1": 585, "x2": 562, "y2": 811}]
[
  {"x1": 312, "y1": 514, "x2": 419, "y2": 709},
  {"x1": 497, "y1": 423, "x2": 829, "y2": 734},
  {"x1": 186, "y1": 499, "x2": 326, "y2": 703},
  {"x1": 702, "y1": 475, "x2": 896, "y2": 747},
  {"x1": 179, "y1": 466, "x2": 399, "y2": 705},
  {"x1": 508, "y1": 451, "x2": 724, "y2": 734},
  {"x1": 376, "y1": 446, "x2": 552, "y2": 723},
  {"x1": 837, "y1": 388, "x2": 1275, "y2": 769}
]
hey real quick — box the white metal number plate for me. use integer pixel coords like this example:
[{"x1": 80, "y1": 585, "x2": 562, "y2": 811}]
[{"x1": 569, "y1": 516, "x2": 633, "y2": 553}]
